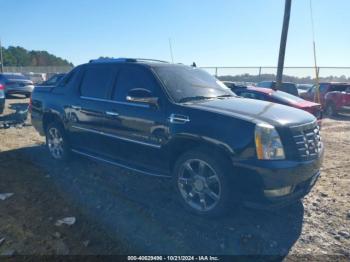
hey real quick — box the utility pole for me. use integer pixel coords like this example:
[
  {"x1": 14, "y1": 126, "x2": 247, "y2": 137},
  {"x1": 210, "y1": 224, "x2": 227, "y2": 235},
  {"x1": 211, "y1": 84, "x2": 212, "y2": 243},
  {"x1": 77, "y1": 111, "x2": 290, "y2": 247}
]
[
  {"x1": 275, "y1": 0, "x2": 292, "y2": 90},
  {"x1": 0, "y1": 39, "x2": 4, "y2": 73},
  {"x1": 309, "y1": 0, "x2": 321, "y2": 104}
]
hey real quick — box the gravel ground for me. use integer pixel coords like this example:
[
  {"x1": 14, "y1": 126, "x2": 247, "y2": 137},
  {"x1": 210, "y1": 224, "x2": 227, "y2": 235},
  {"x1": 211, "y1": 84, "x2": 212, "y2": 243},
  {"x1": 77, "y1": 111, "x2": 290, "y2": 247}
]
[{"x1": 0, "y1": 96, "x2": 349, "y2": 259}]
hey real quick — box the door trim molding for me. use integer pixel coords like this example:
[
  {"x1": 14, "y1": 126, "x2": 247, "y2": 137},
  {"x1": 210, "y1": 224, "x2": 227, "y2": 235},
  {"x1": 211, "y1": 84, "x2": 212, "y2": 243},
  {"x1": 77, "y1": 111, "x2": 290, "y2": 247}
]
[
  {"x1": 80, "y1": 96, "x2": 150, "y2": 108},
  {"x1": 71, "y1": 125, "x2": 161, "y2": 149}
]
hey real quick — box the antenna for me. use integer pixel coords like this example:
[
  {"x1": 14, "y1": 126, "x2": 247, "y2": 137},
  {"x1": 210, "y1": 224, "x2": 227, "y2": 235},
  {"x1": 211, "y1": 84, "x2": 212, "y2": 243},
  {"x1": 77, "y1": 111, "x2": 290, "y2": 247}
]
[{"x1": 168, "y1": 38, "x2": 174, "y2": 63}]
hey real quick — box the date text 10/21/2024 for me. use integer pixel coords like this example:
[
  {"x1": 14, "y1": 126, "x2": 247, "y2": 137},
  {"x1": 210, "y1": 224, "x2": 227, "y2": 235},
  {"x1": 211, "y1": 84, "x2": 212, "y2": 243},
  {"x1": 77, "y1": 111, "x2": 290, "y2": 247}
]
[{"x1": 127, "y1": 256, "x2": 220, "y2": 261}]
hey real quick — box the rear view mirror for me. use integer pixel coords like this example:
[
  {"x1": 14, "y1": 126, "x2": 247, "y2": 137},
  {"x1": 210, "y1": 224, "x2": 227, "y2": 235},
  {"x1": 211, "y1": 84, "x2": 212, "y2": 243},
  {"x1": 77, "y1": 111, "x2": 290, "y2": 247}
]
[{"x1": 126, "y1": 88, "x2": 159, "y2": 107}]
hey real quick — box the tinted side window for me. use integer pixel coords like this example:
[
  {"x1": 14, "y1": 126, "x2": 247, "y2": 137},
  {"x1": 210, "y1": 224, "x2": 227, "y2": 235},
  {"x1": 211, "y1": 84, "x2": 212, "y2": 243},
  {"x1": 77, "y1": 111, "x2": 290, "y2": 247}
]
[
  {"x1": 281, "y1": 85, "x2": 298, "y2": 96},
  {"x1": 319, "y1": 84, "x2": 328, "y2": 93},
  {"x1": 58, "y1": 68, "x2": 79, "y2": 87},
  {"x1": 80, "y1": 65, "x2": 115, "y2": 99},
  {"x1": 46, "y1": 75, "x2": 59, "y2": 85},
  {"x1": 113, "y1": 66, "x2": 157, "y2": 102},
  {"x1": 330, "y1": 85, "x2": 349, "y2": 92}
]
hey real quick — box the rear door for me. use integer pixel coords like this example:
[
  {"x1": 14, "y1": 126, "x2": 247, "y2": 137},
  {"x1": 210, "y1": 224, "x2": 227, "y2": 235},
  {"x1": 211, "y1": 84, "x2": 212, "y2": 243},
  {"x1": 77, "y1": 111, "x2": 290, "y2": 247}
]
[{"x1": 69, "y1": 64, "x2": 117, "y2": 155}]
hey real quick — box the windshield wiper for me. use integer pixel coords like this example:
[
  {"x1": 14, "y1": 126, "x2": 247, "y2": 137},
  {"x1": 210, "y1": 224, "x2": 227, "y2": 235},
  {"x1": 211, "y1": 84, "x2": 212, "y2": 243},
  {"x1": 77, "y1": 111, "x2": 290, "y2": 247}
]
[{"x1": 178, "y1": 96, "x2": 216, "y2": 103}]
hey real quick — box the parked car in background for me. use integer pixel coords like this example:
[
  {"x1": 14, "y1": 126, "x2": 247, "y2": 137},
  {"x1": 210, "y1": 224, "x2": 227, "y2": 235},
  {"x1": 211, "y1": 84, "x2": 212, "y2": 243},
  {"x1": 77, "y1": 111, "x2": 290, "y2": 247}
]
[
  {"x1": 0, "y1": 73, "x2": 35, "y2": 98},
  {"x1": 221, "y1": 81, "x2": 247, "y2": 91},
  {"x1": 301, "y1": 82, "x2": 350, "y2": 116},
  {"x1": 297, "y1": 84, "x2": 313, "y2": 96},
  {"x1": 30, "y1": 58, "x2": 323, "y2": 217},
  {"x1": 256, "y1": 81, "x2": 299, "y2": 96},
  {"x1": 0, "y1": 83, "x2": 5, "y2": 114},
  {"x1": 38, "y1": 73, "x2": 66, "y2": 87},
  {"x1": 233, "y1": 86, "x2": 323, "y2": 122},
  {"x1": 24, "y1": 72, "x2": 46, "y2": 84}
]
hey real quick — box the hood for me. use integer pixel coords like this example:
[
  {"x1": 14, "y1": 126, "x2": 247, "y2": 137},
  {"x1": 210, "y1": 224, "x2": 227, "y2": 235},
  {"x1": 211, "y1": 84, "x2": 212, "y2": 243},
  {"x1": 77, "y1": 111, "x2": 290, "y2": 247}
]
[{"x1": 184, "y1": 97, "x2": 316, "y2": 127}]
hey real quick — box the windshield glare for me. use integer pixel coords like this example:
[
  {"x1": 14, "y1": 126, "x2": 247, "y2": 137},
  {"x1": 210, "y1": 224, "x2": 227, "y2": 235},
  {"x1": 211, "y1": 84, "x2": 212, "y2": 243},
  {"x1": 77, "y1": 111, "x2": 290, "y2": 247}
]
[{"x1": 154, "y1": 66, "x2": 234, "y2": 102}]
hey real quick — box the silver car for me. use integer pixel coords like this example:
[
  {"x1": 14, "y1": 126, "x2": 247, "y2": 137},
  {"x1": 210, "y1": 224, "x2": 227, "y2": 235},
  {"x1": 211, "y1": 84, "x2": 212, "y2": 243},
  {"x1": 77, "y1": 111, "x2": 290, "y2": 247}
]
[{"x1": 0, "y1": 73, "x2": 34, "y2": 98}]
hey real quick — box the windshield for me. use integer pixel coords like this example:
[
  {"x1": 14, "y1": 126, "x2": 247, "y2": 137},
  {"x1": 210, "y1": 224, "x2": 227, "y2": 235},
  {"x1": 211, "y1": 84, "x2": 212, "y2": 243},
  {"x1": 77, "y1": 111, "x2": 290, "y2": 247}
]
[
  {"x1": 272, "y1": 90, "x2": 305, "y2": 104},
  {"x1": 154, "y1": 65, "x2": 235, "y2": 102}
]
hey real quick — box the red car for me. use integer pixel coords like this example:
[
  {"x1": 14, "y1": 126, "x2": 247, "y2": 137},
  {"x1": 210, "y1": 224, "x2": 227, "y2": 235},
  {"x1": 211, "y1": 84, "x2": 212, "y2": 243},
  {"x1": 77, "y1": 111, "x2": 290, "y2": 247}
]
[
  {"x1": 300, "y1": 82, "x2": 350, "y2": 116},
  {"x1": 233, "y1": 87, "x2": 323, "y2": 122}
]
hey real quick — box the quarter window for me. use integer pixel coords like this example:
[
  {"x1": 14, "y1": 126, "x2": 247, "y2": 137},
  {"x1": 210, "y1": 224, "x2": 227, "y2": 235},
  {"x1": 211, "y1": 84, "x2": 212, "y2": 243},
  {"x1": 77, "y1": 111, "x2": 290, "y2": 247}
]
[{"x1": 58, "y1": 68, "x2": 79, "y2": 87}]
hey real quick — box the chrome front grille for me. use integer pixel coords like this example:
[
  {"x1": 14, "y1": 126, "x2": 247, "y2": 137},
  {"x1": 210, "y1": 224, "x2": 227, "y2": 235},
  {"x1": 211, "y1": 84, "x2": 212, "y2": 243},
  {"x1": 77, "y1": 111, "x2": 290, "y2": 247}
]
[{"x1": 292, "y1": 122, "x2": 322, "y2": 161}]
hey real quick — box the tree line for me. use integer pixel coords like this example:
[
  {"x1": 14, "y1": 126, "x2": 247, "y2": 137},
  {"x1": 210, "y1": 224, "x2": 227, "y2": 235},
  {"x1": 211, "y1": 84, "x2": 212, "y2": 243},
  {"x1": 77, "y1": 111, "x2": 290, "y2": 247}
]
[{"x1": 1, "y1": 46, "x2": 73, "y2": 67}]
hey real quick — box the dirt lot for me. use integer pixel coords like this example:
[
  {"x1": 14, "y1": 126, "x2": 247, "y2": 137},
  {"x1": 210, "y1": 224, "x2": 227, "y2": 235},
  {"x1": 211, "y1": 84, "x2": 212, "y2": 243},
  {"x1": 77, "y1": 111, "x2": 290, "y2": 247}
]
[{"x1": 0, "y1": 96, "x2": 349, "y2": 258}]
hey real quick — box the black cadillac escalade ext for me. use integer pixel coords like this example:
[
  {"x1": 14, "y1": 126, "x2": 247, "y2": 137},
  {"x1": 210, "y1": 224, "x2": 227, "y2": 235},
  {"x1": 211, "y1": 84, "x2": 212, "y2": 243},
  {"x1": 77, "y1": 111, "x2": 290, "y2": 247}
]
[{"x1": 30, "y1": 58, "x2": 324, "y2": 216}]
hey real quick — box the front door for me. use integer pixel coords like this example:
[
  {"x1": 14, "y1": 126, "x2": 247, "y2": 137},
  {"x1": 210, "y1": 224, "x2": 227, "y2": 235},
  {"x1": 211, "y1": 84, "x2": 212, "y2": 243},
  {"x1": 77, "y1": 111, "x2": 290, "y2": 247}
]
[{"x1": 102, "y1": 65, "x2": 169, "y2": 170}]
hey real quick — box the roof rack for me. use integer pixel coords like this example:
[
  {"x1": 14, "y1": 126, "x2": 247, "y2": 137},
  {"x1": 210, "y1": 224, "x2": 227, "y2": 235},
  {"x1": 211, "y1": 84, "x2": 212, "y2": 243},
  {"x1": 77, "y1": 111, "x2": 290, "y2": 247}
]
[
  {"x1": 89, "y1": 58, "x2": 137, "y2": 63},
  {"x1": 134, "y1": 58, "x2": 169, "y2": 63},
  {"x1": 89, "y1": 58, "x2": 169, "y2": 64}
]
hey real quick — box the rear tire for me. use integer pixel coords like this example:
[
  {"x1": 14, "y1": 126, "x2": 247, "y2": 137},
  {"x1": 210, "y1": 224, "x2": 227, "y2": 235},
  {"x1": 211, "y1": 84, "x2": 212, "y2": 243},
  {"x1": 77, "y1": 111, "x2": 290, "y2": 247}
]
[
  {"x1": 45, "y1": 122, "x2": 70, "y2": 161},
  {"x1": 173, "y1": 148, "x2": 233, "y2": 217}
]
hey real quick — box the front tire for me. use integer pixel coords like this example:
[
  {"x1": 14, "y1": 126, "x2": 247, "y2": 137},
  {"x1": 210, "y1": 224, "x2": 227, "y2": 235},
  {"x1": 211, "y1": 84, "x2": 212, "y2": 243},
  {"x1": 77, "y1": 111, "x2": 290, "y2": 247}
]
[
  {"x1": 173, "y1": 149, "x2": 232, "y2": 217},
  {"x1": 45, "y1": 122, "x2": 70, "y2": 161}
]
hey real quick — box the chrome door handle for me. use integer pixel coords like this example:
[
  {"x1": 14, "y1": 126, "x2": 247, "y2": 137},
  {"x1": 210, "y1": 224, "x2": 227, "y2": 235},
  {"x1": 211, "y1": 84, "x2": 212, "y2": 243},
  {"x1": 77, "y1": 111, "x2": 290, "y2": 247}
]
[
  {"x1": 105, "y1": 111, "x2": 119, "y2": 117},
  {"x1": 71, "y1": 105, "x2": 81, "y2": 110}
]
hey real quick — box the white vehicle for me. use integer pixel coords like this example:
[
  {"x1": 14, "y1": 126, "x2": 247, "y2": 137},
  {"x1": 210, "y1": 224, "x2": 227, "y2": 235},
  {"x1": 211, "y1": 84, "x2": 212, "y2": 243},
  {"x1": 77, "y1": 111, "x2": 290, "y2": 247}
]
[{"x1": 23, "y1": 72, "x2": 46, "y2": 84}]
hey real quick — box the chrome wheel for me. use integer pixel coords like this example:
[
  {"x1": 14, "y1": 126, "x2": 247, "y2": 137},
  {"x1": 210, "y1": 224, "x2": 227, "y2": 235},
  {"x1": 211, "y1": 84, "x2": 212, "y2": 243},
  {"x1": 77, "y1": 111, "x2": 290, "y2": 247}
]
[
  {"x1": 178, "y1": 159, "x2": 221, "y2": 212},
  {"x1": 47, "y1": 127, "x2": 64, "y2": 159}
]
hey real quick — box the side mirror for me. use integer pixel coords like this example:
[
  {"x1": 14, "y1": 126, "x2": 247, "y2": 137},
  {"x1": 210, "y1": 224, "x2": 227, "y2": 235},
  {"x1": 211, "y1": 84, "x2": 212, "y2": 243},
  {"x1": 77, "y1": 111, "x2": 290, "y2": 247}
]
[{"x1": 126, "y1": 88, "x2": 159, "y2": 107}]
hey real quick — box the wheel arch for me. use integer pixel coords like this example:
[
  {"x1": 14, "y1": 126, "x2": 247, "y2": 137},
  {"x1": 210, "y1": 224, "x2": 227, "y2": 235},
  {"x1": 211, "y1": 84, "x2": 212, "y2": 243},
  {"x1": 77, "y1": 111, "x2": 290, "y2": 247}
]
[
  {"x1": 42, "y1": 111, "x2": 64, "y2": 133},
  {"x1": 166, "y1": 135, "x2": 235, "y2": 171}
]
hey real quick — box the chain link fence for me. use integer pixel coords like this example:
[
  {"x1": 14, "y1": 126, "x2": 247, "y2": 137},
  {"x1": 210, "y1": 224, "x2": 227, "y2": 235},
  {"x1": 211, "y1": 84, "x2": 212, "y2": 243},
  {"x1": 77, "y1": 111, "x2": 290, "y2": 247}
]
[
  {"x1": 201, "y1": 67, "x2": 350, "y2": 84},
  {"x1": 2, "y1": 66, "x2": 350, "y2": 84},
  {"x1": 2, "y1": 66, "x2": 73, "y2": 74}
]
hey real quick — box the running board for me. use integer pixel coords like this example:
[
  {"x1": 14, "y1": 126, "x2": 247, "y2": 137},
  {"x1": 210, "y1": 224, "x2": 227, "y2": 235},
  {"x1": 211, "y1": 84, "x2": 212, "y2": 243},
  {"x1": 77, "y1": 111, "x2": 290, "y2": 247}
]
[{"x1": 71, "y1": 149, "x2": 172, "y2": 178}]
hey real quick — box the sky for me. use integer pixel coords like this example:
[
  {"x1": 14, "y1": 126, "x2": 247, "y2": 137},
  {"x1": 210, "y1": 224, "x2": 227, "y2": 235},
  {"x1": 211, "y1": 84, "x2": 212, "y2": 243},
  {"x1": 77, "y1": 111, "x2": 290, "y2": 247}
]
[{"x1": 0, "y1": 0, "x2": 349, "y2": 67}]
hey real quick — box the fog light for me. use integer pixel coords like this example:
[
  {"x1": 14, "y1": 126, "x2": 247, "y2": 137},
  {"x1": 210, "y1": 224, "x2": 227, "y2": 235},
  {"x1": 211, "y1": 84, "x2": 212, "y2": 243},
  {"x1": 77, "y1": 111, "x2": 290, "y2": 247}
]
[{"x1": 264, "y1": 186, "x2": 293, "y2": 197}]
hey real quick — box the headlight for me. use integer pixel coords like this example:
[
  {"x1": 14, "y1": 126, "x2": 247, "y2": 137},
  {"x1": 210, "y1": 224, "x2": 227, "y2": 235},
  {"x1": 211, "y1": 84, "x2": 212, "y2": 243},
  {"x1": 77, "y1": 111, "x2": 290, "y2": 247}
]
[{"x1": 255, "y1": 123, "x2": 285, "y2": 160}]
